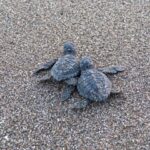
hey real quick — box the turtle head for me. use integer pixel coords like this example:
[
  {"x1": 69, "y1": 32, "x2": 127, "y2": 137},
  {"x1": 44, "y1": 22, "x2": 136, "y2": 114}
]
[
  {"x1": 80, "y1": 56, "x2": 94, "y2": 71},
  {"x1": 63, "y1": 41, "x2": 76, "y2": 55}
]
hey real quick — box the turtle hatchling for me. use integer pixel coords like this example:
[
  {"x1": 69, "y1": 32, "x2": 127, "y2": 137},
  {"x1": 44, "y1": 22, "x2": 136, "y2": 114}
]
[
  {"x1": 72, "y1": 56, "x2": 125, "y2": 109},
  {"x1": 33, "y1": 41, "x2": 80, "y2": 100}
]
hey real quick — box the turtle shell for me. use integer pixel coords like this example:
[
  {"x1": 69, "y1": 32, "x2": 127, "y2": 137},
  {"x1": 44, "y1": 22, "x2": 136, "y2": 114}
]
[
  {"x1": 51, "y1": 54, "x2": 79, "y2": 81},
  {"x1": 77, "y1": 69, "x2": 112, "y2": 102}
]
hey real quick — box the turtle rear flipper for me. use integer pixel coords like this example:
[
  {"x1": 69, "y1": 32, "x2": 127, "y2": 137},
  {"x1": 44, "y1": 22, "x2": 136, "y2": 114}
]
[
  {"x1": 110, "y1": 87, "x2": 122, "y2": 95},
  {"x1": 33, "y1": 59, "x2": 57, "y2": 75},
  {"x1": 72, "y1": 99, "x2": 91, "y2": 109},
  {"x1": 61, "y1": 85, "x2": 75, "y2": 101},
  {"x1": 98, "y1": 66, "x2": 125, "y2": 75}
]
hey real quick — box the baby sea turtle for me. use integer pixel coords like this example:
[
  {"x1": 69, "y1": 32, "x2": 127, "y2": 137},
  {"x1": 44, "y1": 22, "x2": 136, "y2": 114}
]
[
  {"x1": 33, "y1": 41, "x2": 80, "y2": 100},
  {"x1": 72, "y1": 56, "x2": 125, "y2": 109}
]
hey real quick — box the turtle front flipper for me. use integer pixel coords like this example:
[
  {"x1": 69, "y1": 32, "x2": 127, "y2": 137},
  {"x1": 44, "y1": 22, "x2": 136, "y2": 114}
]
[
  {"x1": 61, "y1": 85, "x2": 75, "y2": 101},
  {"x1": 97, "y1": 66, "x2": 125, "y2": 75},
  {"x1": 33, "y1": 59, "x2": 57, "y2": 75},
  {"x1": 37, "y1": 73, "x2": 52, "y2": 83},
  {"x1": 65, "y1": 77, "x2": 78, "y2": 86},
  {"x1": 72, "y1": 99, "x2": 91, "y2": 109}
]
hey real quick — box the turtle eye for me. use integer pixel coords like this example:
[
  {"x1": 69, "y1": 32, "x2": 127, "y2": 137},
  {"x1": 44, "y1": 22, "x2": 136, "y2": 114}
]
[
  {"x1": 80, "y1": 56, "x2": 94, "y2": 70},
  {"x1": 65, "y1": 48, "x2": 72, "y2": 54},
  {"x1": 67, "y1": 48, "x2": 71, "y2": 52},
  {"x1": 64, "y1": 42, "x2": 76, "y2": 55}
]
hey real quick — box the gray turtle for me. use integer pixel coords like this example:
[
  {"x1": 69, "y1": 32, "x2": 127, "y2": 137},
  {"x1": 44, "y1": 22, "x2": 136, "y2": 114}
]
[
  {"x1": 33, "y1": 41, "x2": 80, "y2": 100},
  {"x1": 71, "y1": 56, "x2": 125, "y2": 109}
]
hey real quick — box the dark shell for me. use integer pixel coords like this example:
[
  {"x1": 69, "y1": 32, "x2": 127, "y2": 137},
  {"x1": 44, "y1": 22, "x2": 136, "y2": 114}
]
[
  {"x1": 77, "y1": 69, "x2": 112, "y2": 102},
  {"x1": 51, "y1": 55, "x2": 79, "y2": 81}
]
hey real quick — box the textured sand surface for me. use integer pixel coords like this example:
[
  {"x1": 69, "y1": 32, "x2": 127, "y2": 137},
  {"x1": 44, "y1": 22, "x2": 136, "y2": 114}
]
[{"x1": 0, "y1": 0, "x2": 150, "y2": 149}]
